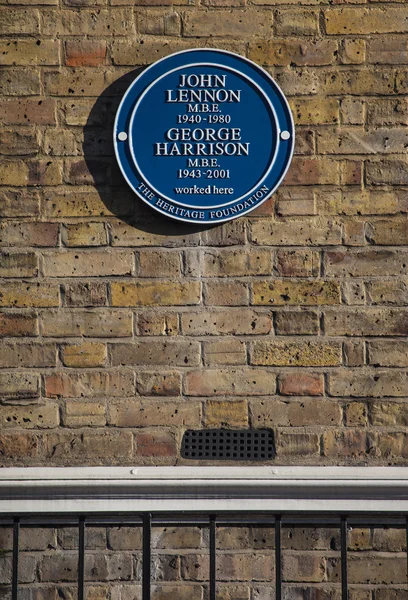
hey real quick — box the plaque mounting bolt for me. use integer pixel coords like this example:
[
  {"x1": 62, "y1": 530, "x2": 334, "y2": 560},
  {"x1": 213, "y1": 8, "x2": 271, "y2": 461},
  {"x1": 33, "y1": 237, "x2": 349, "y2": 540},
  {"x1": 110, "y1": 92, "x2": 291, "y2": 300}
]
[
  {"x1": 118, "y1": 132, "x2": 128, "y2": 141},
  {"x1": 280, "y1": 131, "x2": 290, "y2": 140}
]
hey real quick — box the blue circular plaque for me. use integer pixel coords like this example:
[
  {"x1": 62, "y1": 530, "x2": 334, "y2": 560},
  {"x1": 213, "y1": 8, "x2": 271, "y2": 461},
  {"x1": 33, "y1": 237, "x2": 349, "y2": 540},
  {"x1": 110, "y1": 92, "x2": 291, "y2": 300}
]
[{"x1": 114, "y1": 49, "x2": 294, "y2": 224}]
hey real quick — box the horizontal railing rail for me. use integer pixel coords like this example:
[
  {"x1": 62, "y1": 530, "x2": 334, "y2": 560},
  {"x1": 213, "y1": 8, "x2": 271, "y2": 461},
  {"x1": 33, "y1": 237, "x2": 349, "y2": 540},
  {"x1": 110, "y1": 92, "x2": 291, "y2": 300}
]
[
  {"x1": 1, "y1": 468, "x2": 408, "y2": 600},
  {"x1": 0, "y1": 466, "x2": 407, "y2": 513}
]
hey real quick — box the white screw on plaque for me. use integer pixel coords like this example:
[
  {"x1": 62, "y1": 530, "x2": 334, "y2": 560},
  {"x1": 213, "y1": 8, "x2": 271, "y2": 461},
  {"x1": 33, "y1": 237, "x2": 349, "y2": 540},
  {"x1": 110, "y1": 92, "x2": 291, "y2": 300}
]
[
  {"x1": 118, "y1": 132, "x2": 128, "y2": 141},
  {"x1": 280, "y1": 131, "x2": 291, "y2": 140}
]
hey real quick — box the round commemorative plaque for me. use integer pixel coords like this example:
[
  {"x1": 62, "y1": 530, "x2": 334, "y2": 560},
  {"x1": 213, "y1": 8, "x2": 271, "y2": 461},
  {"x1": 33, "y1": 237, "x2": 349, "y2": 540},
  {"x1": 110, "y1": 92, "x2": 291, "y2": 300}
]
[{"x1": 114, "y1": 48, "x2": 295, "y2": 224}]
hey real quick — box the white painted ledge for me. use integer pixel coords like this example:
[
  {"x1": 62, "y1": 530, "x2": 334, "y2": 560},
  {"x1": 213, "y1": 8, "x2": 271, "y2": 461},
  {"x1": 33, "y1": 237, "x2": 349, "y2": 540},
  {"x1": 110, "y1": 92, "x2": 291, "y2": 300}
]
[{"x1": 0, "y1": 467, "x2": 406, "y2": 514}]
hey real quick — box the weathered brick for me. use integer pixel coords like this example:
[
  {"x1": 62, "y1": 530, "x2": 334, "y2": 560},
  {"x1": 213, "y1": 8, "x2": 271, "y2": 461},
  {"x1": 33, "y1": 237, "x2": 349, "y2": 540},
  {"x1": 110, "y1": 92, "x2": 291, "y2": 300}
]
[
  {"x1": 183, "y1": 10, "x2": 272, "y2": 37},
  {"x1": 0, "y1": 189, "x2": 40, "y2": 217},
  {"x1": 0, "y1": 342, "x2": 56, "y2": 368},
  {"x1": 45, "y1": 430, "x2": 133, "y2": 462},
  {"x1": 276, "y1": 188, "x2": 315, "y2": 216},
  {"x1": 61, "y1": 342, "x2": 107, "y2": 368},
  {"x1": 0, "y1": 282, "x2": 59, "y2": 307},
  {"x1": 203, "y1": 338, "x2": 246, "y2": 366},
  {"x1": 63, "y1": 400, "x2": 106, "y2": 427},
  {"x1": 109, "y1": 399, "x2": 200, "y2": 427},
  {"x1": 0, "y1": 432, "x2": 39, "y2": 460},
  {"x1": 344, "y1": 340, "x2": 365, "y2": 367},
  {"x1": 184, "y1": 369, "x2": 276, "y2": 396},
  {"x1": 63, "y1": 282, "x2": 107, "y2": 307},
  {"x1": 322, "y1": 68, "x2": 395, "y2": 95},
  {"x1": 252, "y1": 280, "x2": 341, "y2": 306},
  {"x1": 137, "y1": 9, "x2": 181, "y2": 35},
  {"x1": 348, "y1": 556, "x2": 406, "y2": 584},
  {"x1": 111, "y1": 281, "x2": 200, "y2": 306},
  {"x1": 250, "y1": 38, "x2": 337, "y2": 67},
  {"x1": 366, "y1": 218, "x2": 408, "y2": 245},
  {"x1": 45, "y1": 189, "x2": 132, "y2": 218},
  {"x1": 368, "y1": 340, "x2": 408, "y2": 367},
  {"x1": 0, "y1": 222, "x2": 58, "y2": 247},
  {"x1": 324, "y1": 308, "x2": 408, "y2": 336},
  {"x1": 137, "y1": 250, "x2": 181, "y2": 277},
  {"x1": 43, "y1": 250, "x2": 133, "y2": 277},
  {"x1": 44, "y1": 69, "x2": 105, "y2": 97},
  {"x1": 366, "y1": 280, "x2": 408, "y2": 305},
  {"x1": 202, "y1": 248, "x2": 271, "y2": 277},
  {"x1": 0, "y1": 312, "x2": 38, "y2": 337},
  {"x1": 290, "y1": 98, "x2": 339, "y2": 125},
  {"x1": 0, "y1": 99, "x2": 56, "y2": 125},
  {"x1": 42, "y1": 309, "x2": 132, "y2": 337},
  {"x1": 371, "y1": 402, "x2": 408, "y2": 426},
  {"x1": 0, "y1": 402, "x2": 59, "y2": 429},
  {"x1": 367, "y1": 98, "x2": 408, "y2": 126},
  {"x1": 283, "y1": 555, "x2": 325, "y2": 582},
  {"x1": 284, "y1": 158, "x2": 341, "y2": 185},
  {"x1": 0, "y1": 159, "x2": 62, "y2": 186},
  {"x1": 0, "y1": 39, "x2": 60, "y2": 65},
  {"x1": 41, "y1": 8, "x2": 135, "y2": 36},
  {"x1": 329, "y1": 370, "x2": 408, "y2": 397},
  {"x1": 251, "y1": 340, "x2": 341, "y2": 367},
  {"x1": 275, "y1": 310, "x2": 319, "y2": 335},
  {"x1": 326, "y1": 249, "x2": 408, "y2": 277},
  {"x1": 111, "y1": 340, "x2": 200, "y2": 367},
  {"x1": 323, "y1": 430, "x2": 367, "y2": 457},
  {"x1": 250, "y1": 219, "x2": 341, "y2": 246},
  {"x1": 252, "y1": 398, "x2": 341, "y2": 427},
  {"x1": 203, "y1": 281, "x2": 249, "y2": 306},
  {"x1": 0, "y1": 251, "x2": 38, "y2": 277},
  {"x1": 44, "y1": 371, "x2": 135, "y2": 398},
  {"x1": 137, "y1": 371, "x2": 181, "y2": 396},
  {"x1": 325, "y1": 7, "x2": 408, "y2": 34},
  {"x1": 181, "y1": 309, "x2": 271, "y2": 335},
  {"x1": 342, "y1": 38, "x2": 366, "y2": 64},
  {"x1": 65, "y1": 40, "x2": 107, "y2": 66},
  {"x1": 136, "y1": 429, "x2": 177, "y2": 458},
  {"x1": 317, "y1": 127, "x2": 408, "y2": 155},
  {"x1": 137, "y1": 311, "x2": 178, "y2": 336},
  {"x1": 275, "y1": 249, "x2": 320, "y2": 276},
  {"x1": 278, "y1": 432, "x2": 320, "y2": 456},
  {"x1": 0, "y1": 68, "x2": 41, "y2": 95},
  {"x1": 276, "y1": 9, "x2": 318, "y2": 35},
  {"x1": 204, "y1": 399, "x2": 248, "y2": 427},
  {"x1": 62, "y1": 223, "x2": 107, "y2": 247},
  {"x1": 0, "y1": 372, "x2": 40, "y2": 400},
  {"x1": 0, "y1": 8, "x2": 39, "y2": 34},
  {"x1": 0, "y1": 129, "x2": 40, "y2": 156},
  {"x1": 279, "y1": 373, "x2": 324, "y2": 396},
  {"x1": 43, "y1": 128, "x2": 77, "y2": 156}
]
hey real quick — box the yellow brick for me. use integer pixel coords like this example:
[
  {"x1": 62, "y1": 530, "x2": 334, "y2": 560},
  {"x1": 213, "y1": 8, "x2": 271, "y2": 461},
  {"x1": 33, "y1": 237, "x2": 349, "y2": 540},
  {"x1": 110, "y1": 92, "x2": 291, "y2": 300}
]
[
  {"x1": 0, "y1": 402, "x2": 59, "y2": 429},
  {"x1": 252, "y1": 280, "x2": 341, "y2": 306},
  {"x1": 289, "y1": 98, "x2": 339, "y2": 125},
  {"x1": 63, "y1": 400, "x2": 106, "y2": 427},
  {"x1": 204, "y1": 400, "x2": 248, "y2": 427},
  {"x1": 61, "y1": 342, "x2": 107, "y2": 368},
  {"x1": 325, "y1": 7, "x2": 408, "y2": 35},
  {"x1": 111, "y1": 281, "x2": 200, "y2": 306},
  {"x1": 250, "y1": 340, "x2": 342, "y2": 367},
  {"x1": 0, "y1": 39, "x2": 60, "y2": 65},
  {"x1": 62, "y1": 223, "x2": 107, "y2": 247},
  {"x1": 0, "y1": 282, "x2": 59, "y2": 307}
]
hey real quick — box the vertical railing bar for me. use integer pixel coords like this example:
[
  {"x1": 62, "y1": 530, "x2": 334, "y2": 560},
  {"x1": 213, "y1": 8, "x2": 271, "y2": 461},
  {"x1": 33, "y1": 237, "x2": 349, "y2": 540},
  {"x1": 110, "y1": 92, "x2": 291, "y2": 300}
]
[
  {"x1": 209, "y1": 515, "x2": 216, "y2": 600},
  {"x1": 12, "y1": 517, "x2": 19, "y2": 600},
  {"x1": 78, "y1": 516, "x2": 85, "y2": 600},
  {"x1": 142, "y1": 513, "x2": 151, "y2": 600},
  {"x1": 406, "y1": 516, "x2": 408, "y2": 587},
  {"x1": 275, "y1": 515, "x2": 282, "y2": 600},
  {"x1": 341, "y1": 516, "x2": 348, "y2": 600}
]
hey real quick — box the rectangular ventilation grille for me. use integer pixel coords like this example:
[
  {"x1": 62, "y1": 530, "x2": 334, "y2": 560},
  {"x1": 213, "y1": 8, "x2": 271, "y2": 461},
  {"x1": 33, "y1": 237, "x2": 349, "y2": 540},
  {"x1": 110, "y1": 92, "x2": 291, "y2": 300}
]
[{"x1": 181, "y1": 429, "x2": 275, "y2": 461}]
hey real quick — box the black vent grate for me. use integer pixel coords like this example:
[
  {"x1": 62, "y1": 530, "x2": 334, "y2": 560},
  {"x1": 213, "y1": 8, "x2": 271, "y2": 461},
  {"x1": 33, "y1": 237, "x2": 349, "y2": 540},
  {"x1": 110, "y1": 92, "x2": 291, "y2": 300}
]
[{"x1": 181, "y1": 429, "x2": 275, "y2": 461}]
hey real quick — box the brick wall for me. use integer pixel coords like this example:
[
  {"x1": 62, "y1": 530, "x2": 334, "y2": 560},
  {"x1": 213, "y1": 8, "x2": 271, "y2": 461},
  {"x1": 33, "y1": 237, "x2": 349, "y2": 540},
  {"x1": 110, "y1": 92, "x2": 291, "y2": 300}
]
[{"x1": 0, "y1": 0, "x2": 408, "y2": 467}]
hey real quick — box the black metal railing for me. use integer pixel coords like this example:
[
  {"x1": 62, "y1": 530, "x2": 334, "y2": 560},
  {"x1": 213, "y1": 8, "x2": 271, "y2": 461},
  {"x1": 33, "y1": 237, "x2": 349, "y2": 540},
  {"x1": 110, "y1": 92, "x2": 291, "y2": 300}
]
[{"x1": 3, "y1": 512, "x2": 408, "y2": 600}]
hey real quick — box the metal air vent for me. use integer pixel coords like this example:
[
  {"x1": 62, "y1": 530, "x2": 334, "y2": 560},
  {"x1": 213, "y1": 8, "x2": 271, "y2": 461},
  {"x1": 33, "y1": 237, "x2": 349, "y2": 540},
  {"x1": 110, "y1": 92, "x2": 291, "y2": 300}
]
[{"x1": 181, "y1": 429, "x2": 275, "y2": 461}]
